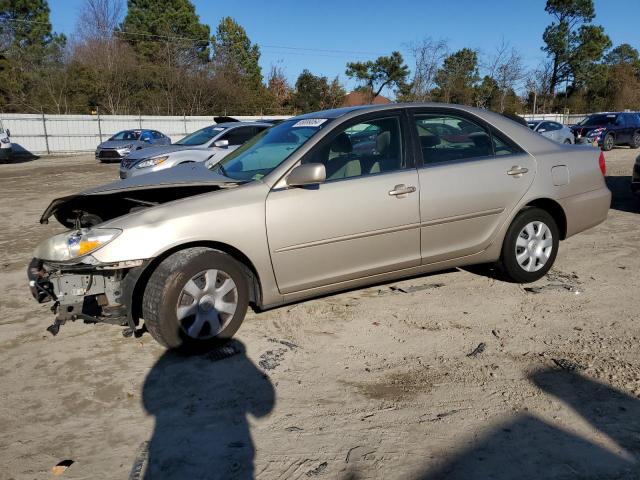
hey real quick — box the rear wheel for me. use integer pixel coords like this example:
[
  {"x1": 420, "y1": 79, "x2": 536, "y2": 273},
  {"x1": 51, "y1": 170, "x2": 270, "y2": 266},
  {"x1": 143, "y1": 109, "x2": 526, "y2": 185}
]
[
  {"x1": 602, "y1": 133, "x2": 615, "y2": 151},
  {"x1": 498, "y1": 207, "x2": 559, "y2": 283},
  {"x1": 630, "y1": 132, "x2": 640, "y2": 149},
  {"x1": 142, "y1": 248, "x2": 249, "y2": 352}
]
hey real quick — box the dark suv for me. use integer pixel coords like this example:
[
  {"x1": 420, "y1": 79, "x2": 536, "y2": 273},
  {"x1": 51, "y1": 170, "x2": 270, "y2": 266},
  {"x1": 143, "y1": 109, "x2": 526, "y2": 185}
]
[{"x1": 571, "y1": 112, "x2": 640, "y2": 151}]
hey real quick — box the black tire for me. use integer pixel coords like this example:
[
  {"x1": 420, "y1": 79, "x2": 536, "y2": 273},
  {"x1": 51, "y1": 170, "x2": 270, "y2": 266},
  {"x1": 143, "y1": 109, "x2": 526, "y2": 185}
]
[
  {"x1": 630, "y1": 131, "x2": 640, "y2": 149},
  {"x1": 497, "y1": 207, "x2": 559, "y2": 283},
  {"x1": 142, "y1": 248, "x2": 249, "y2": 352},
  {"x1": 602, "y1": 133, "x2": 615, "y2": 151}
]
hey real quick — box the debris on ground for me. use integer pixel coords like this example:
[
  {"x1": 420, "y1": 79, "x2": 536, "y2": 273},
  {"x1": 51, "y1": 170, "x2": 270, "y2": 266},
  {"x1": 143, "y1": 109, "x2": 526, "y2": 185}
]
[
  {"x1": 205, "y1": 341, "x2": 241, "y2": 362},
  {"x1": 128, "y1": 442, "x2": 149, "y2": 480},
  {"x1": 390, "y1": 283, "x2": 444, "y2": 294},
  {"x1": 491, "y1": 329, "x2": 501, "y2": 339},
  {"x1": 467, "y1": 342, "x2": 486, "y2": 358},
  {"x1": 259, "y1": 348, "x2": 288, "y2": 370},
  {"x1": 552, "y1": 358, "x2": 585, "y2": 371},
  {"x1": 285, "y1": 426, "x2": 304, "y2": 432},
  {"x1": 52, "y1": 460, "x2": 74, "y2": 476},
  {"x1": 268, "y1": 338, "x2": 299, "y2": 350},
  {"x1": 306, "y1": 461, "x2": 328, "y2": 476},
  {"x1": 524, "y1": 284, "x2": 581, "y2": 294},
  {"x1": 525, "y1": 271, "x2": 583, "y2": 294}
]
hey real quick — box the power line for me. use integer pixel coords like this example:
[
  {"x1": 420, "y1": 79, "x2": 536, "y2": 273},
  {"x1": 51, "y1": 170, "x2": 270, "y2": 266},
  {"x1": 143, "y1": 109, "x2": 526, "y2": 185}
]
[{"x1": 5, "y1": 18, "x2": 388, "y2": 57}]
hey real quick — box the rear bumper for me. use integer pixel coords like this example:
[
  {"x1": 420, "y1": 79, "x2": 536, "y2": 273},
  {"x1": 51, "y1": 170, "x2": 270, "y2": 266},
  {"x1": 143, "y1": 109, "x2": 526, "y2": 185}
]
[
  {"x1": 0, "y1": 147, "x2": 11, "y2": 159},
  {"x1": 558, "y1": 186, "x2": 611, "y2": 238}
]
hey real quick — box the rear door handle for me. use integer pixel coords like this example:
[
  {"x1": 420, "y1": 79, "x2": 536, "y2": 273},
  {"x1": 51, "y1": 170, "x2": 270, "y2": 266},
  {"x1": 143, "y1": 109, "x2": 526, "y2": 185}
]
[
  {"x1": 388, "y1": 184, "x2": 416, "y2": 197},
  {"x1": 507, "y1": 166, "x2": 529, "y2": 177}
]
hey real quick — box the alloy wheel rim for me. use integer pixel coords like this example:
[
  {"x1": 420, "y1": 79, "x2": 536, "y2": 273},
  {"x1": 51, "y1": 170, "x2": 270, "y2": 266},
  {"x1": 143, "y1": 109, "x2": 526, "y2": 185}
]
[
  {"x1": 176, "y1": 269, "x2": 238, "y2": 339},
  {"x1": 515, "y1": 221, "x2": 553, "y2": 272},
  {"x1": 605, "y1": 136, "x2": 613, "y2": 149}
]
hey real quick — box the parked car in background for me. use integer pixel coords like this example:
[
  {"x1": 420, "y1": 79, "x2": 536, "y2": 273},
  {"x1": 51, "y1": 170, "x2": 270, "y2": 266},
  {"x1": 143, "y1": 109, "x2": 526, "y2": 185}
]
[
  {"x1": 527, "y1": 120, "x2": 574, "y2": 144},
  {"x1": 0, "y1": 120, "x2": 11, "y2": 161},
  {"x1": 632, "y1": 154, "x2": 640, "y2": 199},
  {"x1": 96, "y1": 129, "x2": 171, "y2": 163},
  {"x1": 119, "y1": 121, "x2": 272, "y2": 179},
  {"x1": 571, "y1": 112, "x2": 640, "y2": 151},
  {"x1": 29, "y1": 103, "x2": 611, "y2": 351}
]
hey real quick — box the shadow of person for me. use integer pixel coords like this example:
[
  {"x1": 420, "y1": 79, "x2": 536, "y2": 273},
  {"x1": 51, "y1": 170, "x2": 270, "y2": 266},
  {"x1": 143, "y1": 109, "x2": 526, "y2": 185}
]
[
  {"x1": 606, "y1": 175, "x2": 640, "y2": 214},
  {"x1": 408, "y1": 368, "x2": 640, "y2": 480},
  {"x1": 140, "y1": 341, "x2": 275, "y2": 480}
]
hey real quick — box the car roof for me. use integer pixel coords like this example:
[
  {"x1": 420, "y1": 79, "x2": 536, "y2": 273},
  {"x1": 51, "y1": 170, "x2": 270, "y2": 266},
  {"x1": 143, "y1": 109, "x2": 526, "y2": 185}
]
[{"x1": 214, "y1": 121, "x2": 273, "y2": 128}]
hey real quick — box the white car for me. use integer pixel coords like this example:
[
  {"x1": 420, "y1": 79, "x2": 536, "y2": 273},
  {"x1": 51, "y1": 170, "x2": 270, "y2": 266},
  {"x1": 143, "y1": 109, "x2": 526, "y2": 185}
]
[
  {"x1": 119, "y1": 121, "x2": 273, "y2": 179},
  {"x1": 527, "y1": 120, "x2": 574, "y2": 144},
  {"x1": 0, "y1": 120, "x2": 12, "y2": 161}
]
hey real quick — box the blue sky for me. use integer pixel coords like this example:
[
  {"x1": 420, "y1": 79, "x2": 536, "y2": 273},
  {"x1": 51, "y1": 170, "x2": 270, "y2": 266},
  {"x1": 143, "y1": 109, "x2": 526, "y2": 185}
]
[{"x1": 50, "y1": 0, "x2": 639, "y2": 92}]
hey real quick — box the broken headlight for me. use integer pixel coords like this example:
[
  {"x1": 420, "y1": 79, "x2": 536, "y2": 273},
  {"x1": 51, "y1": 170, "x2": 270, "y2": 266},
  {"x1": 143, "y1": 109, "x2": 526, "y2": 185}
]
[
  {"x1": 136, "y1": 155, "x2": 169, "y2": 169},
  {"x1": 34, "y1": 228, "x2": 122, "y2": 262}
]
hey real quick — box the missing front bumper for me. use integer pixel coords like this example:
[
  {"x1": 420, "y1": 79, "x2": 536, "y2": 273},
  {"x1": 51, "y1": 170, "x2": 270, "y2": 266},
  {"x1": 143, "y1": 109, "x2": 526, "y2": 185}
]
[{"x1": 27, "y1": 258, "x2": 138, "y2": 334}]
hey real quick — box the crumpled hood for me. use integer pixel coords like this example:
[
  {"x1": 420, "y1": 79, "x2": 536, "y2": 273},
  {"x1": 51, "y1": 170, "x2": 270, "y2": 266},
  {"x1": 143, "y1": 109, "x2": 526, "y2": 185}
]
[
  {"x1": 124, "y1": 144, "x2": 207, "y2": 160},
  {"x1": 40, "y1": 162, "x2": 239, "y2": 226},
  {"x1": 98, "y1": 139, "x2": 142, "y2": 149}
]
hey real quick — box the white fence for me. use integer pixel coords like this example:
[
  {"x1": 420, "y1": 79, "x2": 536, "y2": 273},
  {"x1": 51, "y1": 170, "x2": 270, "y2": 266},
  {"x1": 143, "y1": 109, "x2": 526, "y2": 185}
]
[
  {"x1": 0, "y1": 113, "x2": 290, "y2": 155},
  {"x1": 1, "y1": 111, "x2": 592, "y2": 156},
  {"x1": 521, "y1": 113, "x2": 588, "y2": 125}
]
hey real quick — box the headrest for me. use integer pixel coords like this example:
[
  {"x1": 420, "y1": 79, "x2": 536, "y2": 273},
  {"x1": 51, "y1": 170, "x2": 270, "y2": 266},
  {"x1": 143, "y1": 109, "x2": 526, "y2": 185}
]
[
  {"x1": 376, "y1": 131, "x2": 391, "y2": 155},
  {"x1": 469, "y1": 132, "x2": 491, "y2": 147},
  {"x1": 420, "y1": 135, "x2": 441, "y2": 148},
  {"x1": 330, "y1": 132, "x2": 352, "y2": 153}
]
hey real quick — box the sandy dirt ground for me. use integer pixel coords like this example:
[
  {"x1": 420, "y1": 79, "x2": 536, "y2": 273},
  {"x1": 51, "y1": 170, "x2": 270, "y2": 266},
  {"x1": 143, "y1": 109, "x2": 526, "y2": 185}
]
[{"x1": 0, "y1": 148, "x2": 639, "y2": 480}]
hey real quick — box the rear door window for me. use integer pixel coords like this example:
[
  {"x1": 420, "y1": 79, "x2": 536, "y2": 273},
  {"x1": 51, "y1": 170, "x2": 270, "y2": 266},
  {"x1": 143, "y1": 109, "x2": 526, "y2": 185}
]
[
  {"x1": 223, "y1": 127, "x2": 258, "y2": 146},
  {"x1": 413, "y1": 114, "x2": 493, "y2": 164}
]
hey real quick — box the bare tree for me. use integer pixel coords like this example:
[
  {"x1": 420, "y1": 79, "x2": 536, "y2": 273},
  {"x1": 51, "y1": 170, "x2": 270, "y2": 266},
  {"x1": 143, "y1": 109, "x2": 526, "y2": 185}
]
[
  {"x1": 403, "y1": 37, "x2": 448, "y2": 101},
  {"x1": 478, "y1": 40, "x2": 525, "y2": 112},
  {"x1": 525, "y1": 60, "x2": 554, "y2": 114},
  {"x1": 76, "y1": 0, "x2": 123, "y2": 42},
  {"x1": 267, "y1": 62, "x2": 292, "y2": 112}
]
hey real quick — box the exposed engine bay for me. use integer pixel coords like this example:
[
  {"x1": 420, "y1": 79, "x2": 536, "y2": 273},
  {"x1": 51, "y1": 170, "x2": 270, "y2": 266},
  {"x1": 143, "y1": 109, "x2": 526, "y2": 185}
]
[{"x1": 41, "y1": 185, "x2": 224, "y2": 228}]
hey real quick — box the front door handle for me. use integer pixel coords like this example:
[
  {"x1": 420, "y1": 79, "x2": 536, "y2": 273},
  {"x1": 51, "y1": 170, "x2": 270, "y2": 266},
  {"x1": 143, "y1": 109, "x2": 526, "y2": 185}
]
[
  {"x1": 507, "y1": 166, "x2": 529, "y2": 177},
  {"x1": 388, "y1": 184, "x2": 416, "y2": 197}
]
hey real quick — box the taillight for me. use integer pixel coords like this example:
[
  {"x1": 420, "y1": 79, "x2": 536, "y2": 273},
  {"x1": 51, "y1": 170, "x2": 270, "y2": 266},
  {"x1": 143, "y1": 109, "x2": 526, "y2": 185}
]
[{"x1": 598, "y1": 151, "x2": 606, "y2": 176}]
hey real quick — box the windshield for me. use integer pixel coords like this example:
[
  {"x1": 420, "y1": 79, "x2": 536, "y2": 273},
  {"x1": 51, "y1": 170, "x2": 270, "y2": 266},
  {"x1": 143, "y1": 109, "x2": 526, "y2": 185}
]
[
  {"x1": 176, "y1": 126, "x2": 226, "y2": 146},
  {"x1": 110, "y1": 130, "x2": 141, "y2": 141},
  {"x1": 212, "y1": 119, "x2": 328, "y2": 181},
  {"x1": 579, "y1": 114, "x2": 617, "y2": 126}
]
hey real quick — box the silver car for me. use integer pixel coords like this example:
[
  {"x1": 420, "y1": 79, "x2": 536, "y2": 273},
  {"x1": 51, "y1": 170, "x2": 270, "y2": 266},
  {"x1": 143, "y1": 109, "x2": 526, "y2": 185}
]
[
  {"x1": 95, "y1": 129, "x2": 170, "y2": 162},
  {"x1": 119, "y1": 122, "x2": 272, "y2": 179},
  {"x1": 29, "y1": 103, "x2": 611, "y2": 351},
  {"x1": 527, "y1": 120, "x2": 574, "y2": 144}
]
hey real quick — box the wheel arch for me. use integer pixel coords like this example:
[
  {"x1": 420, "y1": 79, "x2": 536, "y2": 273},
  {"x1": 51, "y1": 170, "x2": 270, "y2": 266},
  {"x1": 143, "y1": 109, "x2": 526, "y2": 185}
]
[
  {"x1": 129, "y1": 241, "x2": 263, "y2": 326},
  {"x1": 524, "y1": 198, "x2": 567, "y2": 240}
]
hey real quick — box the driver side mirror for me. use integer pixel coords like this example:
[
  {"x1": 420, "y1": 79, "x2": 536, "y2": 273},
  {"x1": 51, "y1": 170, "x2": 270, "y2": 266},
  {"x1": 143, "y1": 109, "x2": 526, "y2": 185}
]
[
  {"x1": 214, "y1": 139, "x2": 229, "y2": 148},
  {"x1": 538, "y1": 128, "x2": 546, "y2": 133},
  {"x1": 286, "y1": 163, "x2": 326, "y2": 187}
]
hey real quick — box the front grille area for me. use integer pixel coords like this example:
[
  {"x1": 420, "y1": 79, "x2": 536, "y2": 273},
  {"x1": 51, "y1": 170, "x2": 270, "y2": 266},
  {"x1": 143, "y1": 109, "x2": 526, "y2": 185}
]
[{"x1": 98, "y1": 149, "x2": 122, "y2": 159}]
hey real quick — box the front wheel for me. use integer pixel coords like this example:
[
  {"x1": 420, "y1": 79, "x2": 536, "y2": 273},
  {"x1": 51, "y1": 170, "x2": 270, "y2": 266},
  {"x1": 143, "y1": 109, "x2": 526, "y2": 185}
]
[
  {"x1": 498, "y1": 208, "x2": 559, "y2": 283},
  {"x1": 142, "y1": 248, "x2": 249, "y2": 352},
  {"x1": 630, "y1": 132, "x2": 640, "y2": 149}
]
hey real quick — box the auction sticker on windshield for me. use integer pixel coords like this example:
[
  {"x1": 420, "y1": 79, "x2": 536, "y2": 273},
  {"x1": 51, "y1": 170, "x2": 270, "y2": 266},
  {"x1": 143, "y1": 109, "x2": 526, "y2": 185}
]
[{"x1": 292, "y1": 119, "x2": 327, "y2": 128}]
